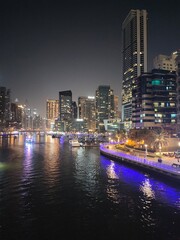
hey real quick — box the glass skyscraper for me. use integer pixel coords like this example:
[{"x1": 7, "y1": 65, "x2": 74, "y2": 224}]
[
  {"x1": 59, "y1": 90, "x2": 72, "y2": 132},
  {"x1": 95, "y1": 85, "x2": 114, "y2": 132},
  {"x1": 122, "y1": 9, "x2": 148, "y2": 123}
]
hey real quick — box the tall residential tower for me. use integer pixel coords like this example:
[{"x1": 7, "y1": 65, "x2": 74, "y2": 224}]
[
  {"x1": 95, "y1": 85, "x2": 114, "y2": 132},
  {"x1": 59, "y1": 90, "x2": 72, "y2": 132},
  {"x1": 46, "y1": 99, "x2": 59, "y2": 130},
  {"x1": 122, "y1": 9, "x2": 148, "y2": 123}
]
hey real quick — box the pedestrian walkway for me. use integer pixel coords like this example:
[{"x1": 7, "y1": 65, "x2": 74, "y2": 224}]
[
  {"x1": 109, "y1": 144, "x2": 180, "y2": 166},
  {"x1": 100, "y1": 144, "x2": 180, "y2": 181},
  {"x1": 131, "y1": 149, "x2": 179, "y2": 166}
]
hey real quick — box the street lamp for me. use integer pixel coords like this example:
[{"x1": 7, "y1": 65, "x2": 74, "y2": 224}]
[
  {"x1": 177, "y1": 141, "x2": 180, "y2": 162},
  {"x1": 159, "y1": 145, "x2": 162, "y2": 158},
  {"x1": 145, "y1": 144, "x2": 148, "y2": 158}
]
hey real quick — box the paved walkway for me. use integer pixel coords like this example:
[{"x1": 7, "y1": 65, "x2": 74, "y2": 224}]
[
  {"x1": 100, "y1": 145, "x2": 180, "y2": 180},
  {"x1": 132, "y1": 151, "x2": 179, "y2": 166},
  {"x1": 108, "y1": 145, "x2": 180, "y2": 166}
]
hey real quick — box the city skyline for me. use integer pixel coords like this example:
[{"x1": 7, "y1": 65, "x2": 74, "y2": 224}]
[{"x1": 0, "y1": 0, "x2": 180, "y2": 117}]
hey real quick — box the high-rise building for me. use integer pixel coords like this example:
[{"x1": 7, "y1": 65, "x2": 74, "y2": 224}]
[
  {"x1": 132, "y1": 69, "x2": 177, "y2": 130},
  {"x1": 176, "y1": 50, "x2": 180, "y2": 132},
  {"x1": 122, "y1": 9, "x2": 148, "y2": 122},
  {"x1": 78, "y1": 96, "x2": 96, "y2": 132},
  {"x1": 8, "y1": 102, "x2": 21, "y2": 130},
  {"x1": 114, "y1": 95, "x2": 121, "y2": 119},
  {"x1": 153, "y1": 52, "x2": 177, "y2": 71},
  {"x1": 16, "y1": 104, "x2": 24, "y2": 129},
  {"x1": 95, "y1": 85, "x2": 114, "y2": 132},
  {"x1": 25, "y1": 107, "x2": 33, "y2": 130},
  {"x1": 72, "y1": 101, "x2": 77, "y2": 119},
  {"x1": 78, "y1": 96, "x2": 87, "y2": 119},
  {"x1": 0, "y1": 86, "x2": 11, "y2": 130},
  {"x1": 32, "y1": 108, "x2": 42, "y2": 130},
  {"x1": 59, "y1": 90, "x2": 72, "y2": 132},
  {"x1": 46, "y1": 99, "x2": 59, "y2": 130}
]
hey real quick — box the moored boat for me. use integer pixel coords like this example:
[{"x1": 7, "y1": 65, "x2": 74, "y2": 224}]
[
  {"x1": 69, "y1": 139, "x2": 80, "y2": 147},
  {"x1": 25, "y1": 134, "x2": 34, "y2": 143}
]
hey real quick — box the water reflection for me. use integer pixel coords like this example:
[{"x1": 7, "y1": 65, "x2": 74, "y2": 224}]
[
  {"x1": 106, "y1": 161, "x2": 120, "y2": 203},
  {"x1": 101, "y1": 155, "x2": 180, "y2": 209},
  {"x1": 0, "y1": 135, "x2": 17, "y2": 146},
  {"x1": 23, "y1": 141, "x2": 33, "y2": 177},
  {"x1": 107, "y1": 161, "x2": 118, "y2": 179},
  {"x1": 140, "y1": 179, "x2": 155, "y2": 199},
  {"x1": 73, "y1": 147, "x2": 100, "y2": 197},
  {"x1": 43, "y1": 137, "x2": 61, "y2": 187},
  {"x1": 139, "y1": 178, "x2": 156, "y2": 230},
  {"x1": 0, "y1": 136, "x2": 180, "y2": 240}
]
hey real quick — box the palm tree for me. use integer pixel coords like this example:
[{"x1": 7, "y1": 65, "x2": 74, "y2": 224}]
[
  {"x1": 115, "y1": 129, "x2": 127, "y2": 143},
  {"x1": 153, "y1": 129, "x2": 168, "y2": 153}
]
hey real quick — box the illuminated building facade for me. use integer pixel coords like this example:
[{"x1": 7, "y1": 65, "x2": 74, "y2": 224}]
[
  {"x1": 78, "y1": 96, "x2": 96, "y2": 132},
  {"x1": 122, "y1": 9, "x2": 148, "y2": 123},
  {"x1": 59, "y1": 90, "x2": 72, "y2": 132},
  {"x1": 114, "y1": 95, "x2": 121, "y2": 119},
  {"x1": 95, "y1": 85, "x2": 114, "y2": 132},
  {"x1": 153, "y1": 53, "x2": 177, "y2": 71},
  {"x1": 32, "y1": 108, "x2": 42, "y2": 130},
  {"x1": 176, "y1": 50, "x2": 180, "y2": 132},
  {"x1": 132, "y1": 69, "x2": 177, "y2": 130},
  {"x1": 78, "y1": 96, "x2": 87, "y2": 119},
  {"x1": 0, "y1": 86, "x2": 11, "y2": 130},
  {"x1": 46, "y1": 99, "x2": 59, "y2": 130},
  {"x1": 71, "y1": 118, "x2": 86, "y2": 132},
  {"x1": 72, "y1": 101, "x2": 77, "y2": 119},
  {"x1": 8, "y1": 103, "x2": 23, "y2": 130},
  {"x1": 103, "y1": 119, "x2": 122, "y2": 132}
]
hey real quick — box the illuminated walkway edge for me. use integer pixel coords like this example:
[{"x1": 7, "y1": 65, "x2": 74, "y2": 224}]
[{"x1": 100, "y1": 144, "x2": 180, "y2": 181}]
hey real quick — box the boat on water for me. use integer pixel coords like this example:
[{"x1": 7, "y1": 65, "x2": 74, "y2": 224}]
[
  {"x1": 25, "y1": 134, "x2": 34, "y2": 143},
  {"x1": 69, "y1": 139, "x2": 81, "y2": 147}
]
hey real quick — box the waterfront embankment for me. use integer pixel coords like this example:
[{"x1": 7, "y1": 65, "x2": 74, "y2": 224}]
[{"x1": 100, "y1": 144, "x2": 180, "y2": 181}]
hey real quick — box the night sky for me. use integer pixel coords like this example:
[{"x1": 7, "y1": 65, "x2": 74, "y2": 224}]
[{"x1": 0, "y1": 0, "x2": 179, "y2": 117}]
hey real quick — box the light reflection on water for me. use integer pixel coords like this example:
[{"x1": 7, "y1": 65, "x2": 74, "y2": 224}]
[
  {"x1": 101, "y1": 156, "x2": 180, "y2": 236},
  {"x1": 101, "y1": 156, "x2": 180, "y2": 208},
  {"x1": 0, "y1": 134, "x2": 180, "y2": 240},
  {"x1": 140, "y1": 179, "x2": 155, "y2": 199}
]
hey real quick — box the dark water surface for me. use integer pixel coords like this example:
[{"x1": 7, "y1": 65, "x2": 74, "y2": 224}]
[{"x1": 0, "y1": 135, "x2": 180, "y2": 240}]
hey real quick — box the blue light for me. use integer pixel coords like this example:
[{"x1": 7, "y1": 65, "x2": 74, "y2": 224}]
[{"x1": 100, "y1": 155, "x2": 180, "y2": 208}]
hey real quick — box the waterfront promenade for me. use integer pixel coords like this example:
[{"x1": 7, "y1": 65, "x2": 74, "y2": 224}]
[{"x1": 100, "y1": 144, "x2": 180, "y2": 181}]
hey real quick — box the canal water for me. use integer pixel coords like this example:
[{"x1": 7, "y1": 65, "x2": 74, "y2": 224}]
[{"x1": 0, "y1": 134, "x2": 180, "y2": 240}]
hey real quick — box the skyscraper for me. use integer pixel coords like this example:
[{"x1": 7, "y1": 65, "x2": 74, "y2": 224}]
[
  {"x1": 132, "y1": 69, "x2": 177, "y2": 129},
  {"x1": 72, "y1": 101, "x2": 77, "y2": 119},
  {"x1": 95, "y1": 85, "x2": 114, "y2": 132},
  {"x1": 0, "y1": 86, "x2": 11, "y2": 130},
  {"x1": 46, "y1": 99, "x2": 59, "y2": 130},
  {"x1": 175, "y1": 50, "x2": 180, "y2": 132},
  {"x1": 59, "y1": 90, "x2": 72, "y2": 132},
  {"x1": 122, "y1": 9, "x2": 148, "y2": 123},
  {"x1": 78, "y1": 96, "x2": 96, "y2": 132},
  {"x1": 114, "y1": 95, "x2": 120, "y2": 119}
]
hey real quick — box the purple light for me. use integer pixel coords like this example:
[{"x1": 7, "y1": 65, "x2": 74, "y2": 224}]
[
  {"x1": 100, "y1": 145, "x2": 180, "y2": 176},
  {"x1": 100, "y1": 155, "x2": 180, "y2": 208}
]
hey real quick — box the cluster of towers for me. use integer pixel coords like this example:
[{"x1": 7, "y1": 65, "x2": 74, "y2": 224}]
[
  {"x1": 1, "y1": 9, "x2": 180, "y2": 134},
  {"x1": 0, "y1": 87, "x2": 43, "y2": 131},
  {"x1": 47, "y1": 9, "x2": 180, "y2": 133},
  {"x1": 122, "y1": 9, "x2": 180, "y2": 134},
  {"x1": 46, "y1": 86, "x2": 120, "y2": 133}
]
